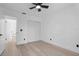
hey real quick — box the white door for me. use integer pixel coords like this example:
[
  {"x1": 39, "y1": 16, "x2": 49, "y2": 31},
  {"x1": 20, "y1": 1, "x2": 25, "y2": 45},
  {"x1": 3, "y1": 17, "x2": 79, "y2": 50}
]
[
  {"x1": 0, "y1": 20, "x2": 6, "y2": 55},
  {"x1": 28, "y1": 21, "x2": 41, "y2": 42}
]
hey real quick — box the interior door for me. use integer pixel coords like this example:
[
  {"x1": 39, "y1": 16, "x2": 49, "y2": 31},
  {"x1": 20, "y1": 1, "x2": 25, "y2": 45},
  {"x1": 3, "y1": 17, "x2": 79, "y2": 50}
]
[
  {"x1": 0, "y1": 20, "x2": 6, "y2": 55},
  {"x1": 28, "y1": 21, "x2": 41, "y2": 42}
]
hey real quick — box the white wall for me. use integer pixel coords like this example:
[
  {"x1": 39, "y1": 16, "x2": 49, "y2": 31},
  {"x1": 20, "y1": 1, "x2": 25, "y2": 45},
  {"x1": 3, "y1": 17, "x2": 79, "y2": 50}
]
[
  {"x1": 16, "y1": 19, "x2": 41, "y2": 45},
  {"x1": 41, "y1": 5, "x2": 79, "y2": 53},
  {"x1": 0, "y1": 6, "x2": 4, "y2": 16},
  {"x1": 15, "y1": 15, "x2": 41, "y2": 45},
  {"x1": 3, "y1": 8, "x2": 28, "y2": 45},
  {"x1": 16, "y1": 17, "x2": 29, "y2": 44},
  {"x1": 0, "y1": 5, "x2": 41, "y2": 45},
  {"x1": 1, "y1": 3, "x2": 79, "y2": 54}
]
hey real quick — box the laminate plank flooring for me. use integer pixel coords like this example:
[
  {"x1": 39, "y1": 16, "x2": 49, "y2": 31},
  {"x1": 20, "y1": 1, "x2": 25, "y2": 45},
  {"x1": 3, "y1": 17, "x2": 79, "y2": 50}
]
[{"x1": 1, "y1": 40, "x2": 79, "y2": 56}]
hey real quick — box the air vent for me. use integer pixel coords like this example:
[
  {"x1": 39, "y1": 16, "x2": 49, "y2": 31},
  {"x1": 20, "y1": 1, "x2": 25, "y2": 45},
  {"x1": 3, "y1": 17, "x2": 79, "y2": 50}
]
[{"x1": 22, "y1": 12, "x2": 26, "y2": 15}]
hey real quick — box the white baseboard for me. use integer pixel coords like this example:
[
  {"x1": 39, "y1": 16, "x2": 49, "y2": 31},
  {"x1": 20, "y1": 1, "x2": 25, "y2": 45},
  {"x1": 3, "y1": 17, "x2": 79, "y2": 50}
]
[
  {"x1": 16, "y1": 40, "x2": 40, "y2": 45},
  {"x1": 42, "y1": 40, "x2": 79, "y2": 54}
]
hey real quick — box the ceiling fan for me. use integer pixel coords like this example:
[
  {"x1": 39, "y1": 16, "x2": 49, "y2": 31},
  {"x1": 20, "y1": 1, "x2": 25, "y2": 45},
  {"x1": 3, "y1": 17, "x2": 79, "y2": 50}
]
[{"x1": 29, "y1": 3, "x2": 49, "y2": 12}]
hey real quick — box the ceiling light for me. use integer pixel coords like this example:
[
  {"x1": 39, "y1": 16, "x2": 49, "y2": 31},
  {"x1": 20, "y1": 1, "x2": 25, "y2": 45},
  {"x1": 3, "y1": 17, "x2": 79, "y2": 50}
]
[{"x1": 36, "y1": 5, "x2": 41, "y2": 9}]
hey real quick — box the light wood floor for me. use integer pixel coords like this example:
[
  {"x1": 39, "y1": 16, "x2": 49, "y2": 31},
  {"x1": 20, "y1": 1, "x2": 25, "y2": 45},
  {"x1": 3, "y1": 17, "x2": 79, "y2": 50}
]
[{"x1": 1, "y1": 40, "x2": 79, "y2": 56}]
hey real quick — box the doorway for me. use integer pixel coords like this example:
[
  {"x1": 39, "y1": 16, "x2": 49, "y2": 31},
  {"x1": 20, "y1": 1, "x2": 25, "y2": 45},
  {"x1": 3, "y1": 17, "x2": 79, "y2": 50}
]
[
  {"x1": 5, "y1": 19, "x2": 17, "y2": 42},
  {"x1": 0, "y1": 16, "x2": 17, "y2": 54},
  {"x1": 0, "y1": 19, "x2": 5, "y2": 54}
]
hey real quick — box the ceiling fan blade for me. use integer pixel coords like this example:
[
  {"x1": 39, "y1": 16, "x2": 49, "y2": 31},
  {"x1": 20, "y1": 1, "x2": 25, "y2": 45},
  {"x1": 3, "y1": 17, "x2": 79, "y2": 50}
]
[
  {"x1": 32, "y1": 3, "x2": 38, "y2": 5},
  {"x1": 41, "y1": 5, "x2": 49, "y2": 9},
  {"x1": 32, "y1": 3, "x2": 42, "y2": 5},
  {"x1": 38, "y1": 3, "x2": 43, "y2": 5},
  {"x1": 29, "y1": 6, "x2": 36, "y2": 9}
]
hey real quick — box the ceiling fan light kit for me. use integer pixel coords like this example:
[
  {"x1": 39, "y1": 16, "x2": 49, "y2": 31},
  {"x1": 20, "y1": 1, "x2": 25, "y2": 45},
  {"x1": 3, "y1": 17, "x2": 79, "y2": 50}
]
[
  {"x1": 29, "y1": 3, "x2": 49, "y2": 12},
  {"x1": 22, "y1": 3, "x2": 49, "y2": 15},
  {"x1": 36, "y1": 5, "x2": 41, "y2": 9}
]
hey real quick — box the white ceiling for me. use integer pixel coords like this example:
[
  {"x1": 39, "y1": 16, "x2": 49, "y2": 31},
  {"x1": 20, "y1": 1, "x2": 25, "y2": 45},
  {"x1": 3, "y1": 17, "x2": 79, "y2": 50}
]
[
  {"x1": 0, "y1": 3, "x2": 75, "y2": 14},
  {"x1": 0, "y1": 3, "x2": 77, "y2": 21}
]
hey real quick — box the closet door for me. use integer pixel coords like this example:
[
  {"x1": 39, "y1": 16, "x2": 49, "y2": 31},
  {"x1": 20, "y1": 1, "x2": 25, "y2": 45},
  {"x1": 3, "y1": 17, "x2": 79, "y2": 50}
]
[
  {"x1": 0, "y1": 20, "x2": 6, "y2": 54},
  {"x1": 28, "y1": 21, "x2": 41, "y2": 42}
]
